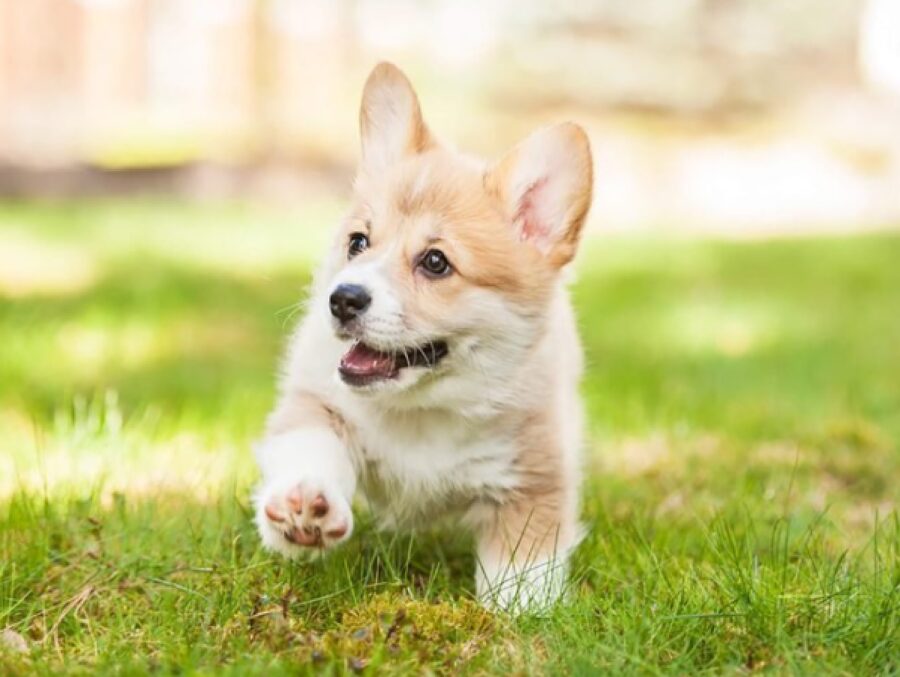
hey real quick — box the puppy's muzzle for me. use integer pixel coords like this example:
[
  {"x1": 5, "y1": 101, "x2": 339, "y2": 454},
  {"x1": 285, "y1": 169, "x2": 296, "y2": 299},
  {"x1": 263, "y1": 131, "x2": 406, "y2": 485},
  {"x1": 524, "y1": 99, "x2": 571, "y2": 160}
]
[{"x1": 330, "y1": 284, "x2": 371, "y2": 325}]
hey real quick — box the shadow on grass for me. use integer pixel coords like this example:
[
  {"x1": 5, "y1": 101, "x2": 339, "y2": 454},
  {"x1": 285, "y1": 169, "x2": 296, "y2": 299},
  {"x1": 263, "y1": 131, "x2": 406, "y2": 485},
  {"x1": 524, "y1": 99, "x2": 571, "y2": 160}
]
[
  {"x1": 4, "y1": 233, "x2": 900, "y2": 443},
  {"x1": 3, "y1": 204, "x2": 899, "y2": 672},
  {"x1": 574, "y1": 234, "x2": 900, "y2": 441},
  {"x1": 0, "y1": 259, "x2": 312, "y2": 429}
]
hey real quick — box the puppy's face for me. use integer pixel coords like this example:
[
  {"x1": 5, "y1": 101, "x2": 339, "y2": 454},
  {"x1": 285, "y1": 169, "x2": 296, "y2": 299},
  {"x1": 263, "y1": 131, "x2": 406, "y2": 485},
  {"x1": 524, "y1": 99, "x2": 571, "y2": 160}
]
[{"x1": 321, "y1": 64, "x2": 592, "y2": 402}]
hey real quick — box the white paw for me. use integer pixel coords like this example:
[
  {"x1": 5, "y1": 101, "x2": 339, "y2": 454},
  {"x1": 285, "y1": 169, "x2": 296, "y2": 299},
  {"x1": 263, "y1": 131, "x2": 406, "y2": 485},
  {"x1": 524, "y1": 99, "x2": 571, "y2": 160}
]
[
  {"x1": 255, "y1": 478, "x2": 353, "y2": 558},
  {"x1": 476, "y1": 556, "x2": 568, "y2": 615}
]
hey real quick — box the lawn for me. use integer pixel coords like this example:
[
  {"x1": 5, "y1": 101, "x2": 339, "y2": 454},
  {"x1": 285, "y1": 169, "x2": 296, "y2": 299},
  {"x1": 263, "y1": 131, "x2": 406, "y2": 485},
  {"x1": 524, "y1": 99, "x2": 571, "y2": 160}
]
[{"x1": 0, "y1": 199, "x2": 898, "y2": 674}]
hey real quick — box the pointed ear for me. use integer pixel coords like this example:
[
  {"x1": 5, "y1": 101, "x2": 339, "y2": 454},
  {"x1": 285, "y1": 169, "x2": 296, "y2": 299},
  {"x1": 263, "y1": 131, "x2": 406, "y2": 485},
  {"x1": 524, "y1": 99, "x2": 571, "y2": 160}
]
[
  {"x1": 486, "y1": 123, "x2": 593, "y2": 267},
  {"x1": 359, "y1": 62, "x2": 434, "y2": 171}
]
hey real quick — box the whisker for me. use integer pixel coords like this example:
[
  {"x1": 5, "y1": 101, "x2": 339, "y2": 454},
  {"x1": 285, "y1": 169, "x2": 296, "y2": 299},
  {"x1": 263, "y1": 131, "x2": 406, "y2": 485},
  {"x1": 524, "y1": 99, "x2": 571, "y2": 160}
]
[
  {"x1": 417, "y1": 341, "x2": 432, "y2": 366},
  {"x1": 275, "y1": 301, "x2": 305, "y2": 328}
]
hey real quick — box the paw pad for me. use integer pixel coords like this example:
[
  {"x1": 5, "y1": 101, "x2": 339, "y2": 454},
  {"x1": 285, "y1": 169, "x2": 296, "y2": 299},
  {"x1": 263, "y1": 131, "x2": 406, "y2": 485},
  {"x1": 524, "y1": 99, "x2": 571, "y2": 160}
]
[{"x1": 258, "y1": 480, "x2": 352, "y2": 554}]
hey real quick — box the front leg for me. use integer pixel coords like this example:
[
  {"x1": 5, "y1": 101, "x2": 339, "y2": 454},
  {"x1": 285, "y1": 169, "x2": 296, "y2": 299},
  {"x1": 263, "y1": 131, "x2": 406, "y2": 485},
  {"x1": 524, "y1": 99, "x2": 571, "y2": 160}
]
[
  {"x1": 254, "y1": 426, "x2": 357, "y2": 558},
  {"x1": 475, "y1": 488, "x2": 579, "y2": 614}
]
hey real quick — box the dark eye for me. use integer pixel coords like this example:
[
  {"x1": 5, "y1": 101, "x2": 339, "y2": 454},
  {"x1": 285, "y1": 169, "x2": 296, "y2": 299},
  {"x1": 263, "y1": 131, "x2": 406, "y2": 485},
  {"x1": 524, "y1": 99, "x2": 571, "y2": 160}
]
[
  {"x1": 348, "y1": 232, "x2": 368, "y2": 258},
  {"x1": 420, "y1": 249, "x2": 451, "y2": 277}
]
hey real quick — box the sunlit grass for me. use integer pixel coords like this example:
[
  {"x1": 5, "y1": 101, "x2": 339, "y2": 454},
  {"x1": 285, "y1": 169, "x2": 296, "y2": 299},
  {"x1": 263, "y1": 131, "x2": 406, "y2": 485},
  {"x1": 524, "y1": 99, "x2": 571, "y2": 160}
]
[{"x1": 1, "y1": 200, "x2": 898, "y2": 674}]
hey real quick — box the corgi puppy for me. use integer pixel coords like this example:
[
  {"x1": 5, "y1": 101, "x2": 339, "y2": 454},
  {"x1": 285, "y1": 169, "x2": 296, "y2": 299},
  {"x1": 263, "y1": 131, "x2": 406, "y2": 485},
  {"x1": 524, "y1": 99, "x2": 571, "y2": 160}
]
[{"x1": 254, "y1": 63, "x2": 592, "y2": 612}]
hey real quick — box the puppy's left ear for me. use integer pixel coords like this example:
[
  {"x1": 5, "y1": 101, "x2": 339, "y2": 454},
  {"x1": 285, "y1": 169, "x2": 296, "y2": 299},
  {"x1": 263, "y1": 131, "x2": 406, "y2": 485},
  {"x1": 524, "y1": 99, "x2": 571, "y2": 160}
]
[
  {"x1": 359, "y1": 62, "x2": 434, "y2": 171},
  {"x1": 487, "y1": 123, "x2": 593, "y2": 268}
]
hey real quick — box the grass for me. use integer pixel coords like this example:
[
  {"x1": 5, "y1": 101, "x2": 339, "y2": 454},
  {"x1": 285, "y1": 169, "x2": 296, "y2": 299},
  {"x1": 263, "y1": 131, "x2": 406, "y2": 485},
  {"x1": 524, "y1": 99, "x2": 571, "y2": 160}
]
[{"x1": 0, "y1": 199, "x2": 898, "y2": 674}]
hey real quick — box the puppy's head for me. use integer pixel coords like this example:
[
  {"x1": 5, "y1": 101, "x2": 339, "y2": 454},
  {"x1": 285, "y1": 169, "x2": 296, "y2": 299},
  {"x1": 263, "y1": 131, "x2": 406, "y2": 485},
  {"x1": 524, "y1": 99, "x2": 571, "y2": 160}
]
[{"x1": 322, "y1": 63, "x2": 592, "y2": 403}]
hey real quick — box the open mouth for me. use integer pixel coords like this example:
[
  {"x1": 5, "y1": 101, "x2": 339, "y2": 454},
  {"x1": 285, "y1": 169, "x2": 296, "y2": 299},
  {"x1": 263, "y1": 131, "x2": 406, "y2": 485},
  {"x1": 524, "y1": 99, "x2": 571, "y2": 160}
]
[{"x1": 338, "y1": 340, "x2": 449, "y2": 387}]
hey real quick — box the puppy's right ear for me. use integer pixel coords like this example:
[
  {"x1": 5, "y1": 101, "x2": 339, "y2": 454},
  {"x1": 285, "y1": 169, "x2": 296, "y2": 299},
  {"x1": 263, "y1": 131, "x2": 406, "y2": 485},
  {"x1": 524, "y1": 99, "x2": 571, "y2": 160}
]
[{"x1": 359, "y1": 62, "x2": 434, "y2": 172}]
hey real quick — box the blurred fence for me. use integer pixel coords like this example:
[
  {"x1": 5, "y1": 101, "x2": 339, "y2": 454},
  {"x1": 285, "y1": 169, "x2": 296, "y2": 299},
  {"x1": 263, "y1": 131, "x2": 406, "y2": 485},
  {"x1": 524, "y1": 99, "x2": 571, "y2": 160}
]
[{"x1": 0, "y1": 0, "x2": 898, "y2": 233}]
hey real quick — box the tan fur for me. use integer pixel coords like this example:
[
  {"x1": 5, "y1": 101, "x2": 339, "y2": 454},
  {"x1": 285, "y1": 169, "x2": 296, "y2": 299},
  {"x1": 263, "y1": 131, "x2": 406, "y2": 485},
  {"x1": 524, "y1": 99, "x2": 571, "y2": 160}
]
[
  {"x1": 486, "y1": 123, "x2": 593, "y2": 268},
  {"x1": 254, "y1": 62, "x2": 593, "y2": 612},
  {"x1": 267, "y1": 391, "x2": 347, "y2": 443},
  {"x1": 347, "y1": 149, "x2": 562, "y2": 320},
  {"x1": 359, "y1": 63, "x2": 434, "y2": 164},
  {"x1": 476, "y1": 291, "x2": 584, "y2": 583}
]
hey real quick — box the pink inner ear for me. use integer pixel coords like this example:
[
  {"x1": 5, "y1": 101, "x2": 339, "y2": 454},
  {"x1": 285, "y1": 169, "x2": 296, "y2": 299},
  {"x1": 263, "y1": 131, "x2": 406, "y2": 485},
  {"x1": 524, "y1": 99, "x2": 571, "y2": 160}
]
[{"x1": 515, "y1": 177, "x2": 553, "y2": 249}]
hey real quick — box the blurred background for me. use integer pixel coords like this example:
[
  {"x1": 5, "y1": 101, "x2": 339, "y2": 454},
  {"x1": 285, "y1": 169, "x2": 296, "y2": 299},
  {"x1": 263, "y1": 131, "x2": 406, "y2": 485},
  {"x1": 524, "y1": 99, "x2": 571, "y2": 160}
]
[
  {"x1": 1, "y1": 1, "x2": 899, "y2": 522},
  {"x1": 1, "y1": 0, "x2": 900, "y2": 233}
]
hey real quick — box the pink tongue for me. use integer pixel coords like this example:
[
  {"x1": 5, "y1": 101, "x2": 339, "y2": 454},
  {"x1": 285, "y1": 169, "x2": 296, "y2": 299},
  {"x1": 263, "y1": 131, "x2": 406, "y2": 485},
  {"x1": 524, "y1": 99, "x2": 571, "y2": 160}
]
[{"x1": 340, "y1": 342, "x2": 397, "y2": 377}]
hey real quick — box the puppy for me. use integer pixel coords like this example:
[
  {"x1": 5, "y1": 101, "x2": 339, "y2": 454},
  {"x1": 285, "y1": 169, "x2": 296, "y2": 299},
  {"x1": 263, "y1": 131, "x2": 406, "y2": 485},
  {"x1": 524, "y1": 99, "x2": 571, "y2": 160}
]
[{"x1": 254, "y1": 63, "x2": 592, "y2": 612}]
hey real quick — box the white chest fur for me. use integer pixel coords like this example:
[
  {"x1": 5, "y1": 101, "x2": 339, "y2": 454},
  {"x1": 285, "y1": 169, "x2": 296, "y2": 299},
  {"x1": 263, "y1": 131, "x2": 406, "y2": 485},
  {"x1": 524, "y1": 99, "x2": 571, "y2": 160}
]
[{"x1": 342, "y1": 404, "x2": 521, "y2": 526}]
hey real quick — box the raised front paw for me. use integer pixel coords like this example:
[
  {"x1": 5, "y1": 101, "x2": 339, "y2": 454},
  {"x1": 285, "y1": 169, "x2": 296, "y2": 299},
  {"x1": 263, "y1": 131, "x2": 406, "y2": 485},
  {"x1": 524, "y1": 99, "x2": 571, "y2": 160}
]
[{"x1": 255, "y1": 479, "x2": 353, "y2": 558}]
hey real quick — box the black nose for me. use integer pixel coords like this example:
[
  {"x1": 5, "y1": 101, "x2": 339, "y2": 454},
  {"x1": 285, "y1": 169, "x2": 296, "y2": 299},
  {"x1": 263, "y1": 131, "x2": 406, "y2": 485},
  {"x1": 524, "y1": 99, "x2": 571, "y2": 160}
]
[{"x1": 329, "y1": 284, "x2": 371, "y2": 324}]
